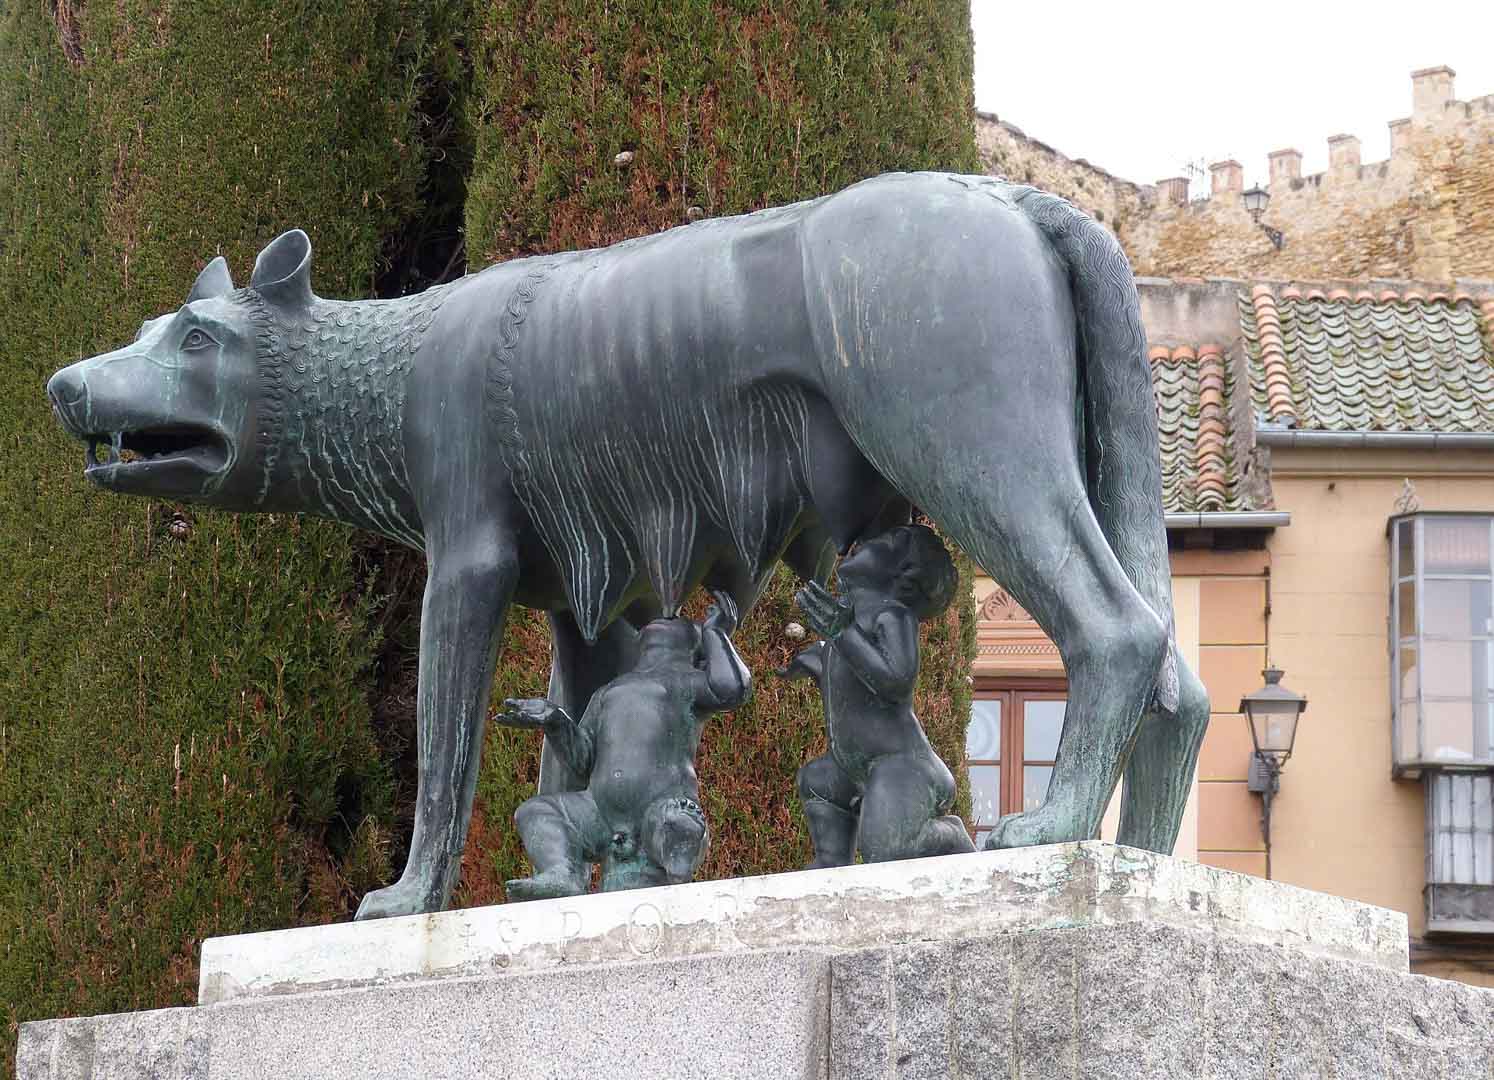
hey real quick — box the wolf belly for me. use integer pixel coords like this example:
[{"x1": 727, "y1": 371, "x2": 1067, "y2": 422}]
[{"x1": 489, "y1": 202, "x2": 844, "y2": 638}]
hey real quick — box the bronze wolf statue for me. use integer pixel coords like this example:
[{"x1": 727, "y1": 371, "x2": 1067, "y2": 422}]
[{"x1": 47, "y1": 171, "x2": 1210, "y2": 919}]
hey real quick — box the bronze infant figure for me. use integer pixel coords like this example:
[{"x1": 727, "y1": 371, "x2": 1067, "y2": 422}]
[
  {"x1": 783, "y1": 525, "x2": 975, "y2": 867},
  {"x1": 493, "y1": 592, "x2": 750, "y2": 899}
]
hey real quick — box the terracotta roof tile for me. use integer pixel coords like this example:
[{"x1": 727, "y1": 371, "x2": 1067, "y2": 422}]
[
  {"x1": 1238, "y1": 285, "x2": 1494, "y2": 434},
  {"x1": 1195, "y1": 344, "x2": 1232, "y2": 512},
  {"x1": 1248, "y1": 286, "x2": 1297, "y2": 424},
  {"x1": 1151, "y1": 341, "x2": 1251, "y2": 513}
]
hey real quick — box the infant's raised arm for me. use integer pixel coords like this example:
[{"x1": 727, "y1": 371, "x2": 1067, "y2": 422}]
[
  {"x1": 833, "y1": 608, "x2": 920, "y2": 702},
  {"x1": 693, "y1": 627, "x2": 752, "y2": 712}
]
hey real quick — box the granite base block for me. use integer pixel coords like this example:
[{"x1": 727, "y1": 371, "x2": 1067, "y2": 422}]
[
  {"x1": 21, "y1": 925, "x2": 1494, "y2": 1079},
  {"x1": 18, "y1": 844, "x2": 1493, "y2": 1079},
  {"x1": 192, "y1": 843, "x2": 1409, "y2": 1004},
  {"x1": 19, "y1": 950, "x2": 831, "y2": 1080},
  {"x1": 827, "y1": 924, "x2": 1494, "y2": 1080}
]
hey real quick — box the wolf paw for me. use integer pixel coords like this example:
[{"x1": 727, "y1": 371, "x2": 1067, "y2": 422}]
[
  {"x1": 355, "y1": 878, "x2": 441, "y2": 921},
  {"x1": 981, "y1": 807, "x2": 1077, "y2": 851}
]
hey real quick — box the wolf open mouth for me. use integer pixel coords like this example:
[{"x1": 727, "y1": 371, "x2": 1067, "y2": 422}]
[{"x1": 83, "y1": 425, "x2": 229, "y2": 475}]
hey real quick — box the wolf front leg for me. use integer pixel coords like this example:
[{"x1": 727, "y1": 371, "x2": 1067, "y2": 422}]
[{"x1": 356, "y1": 544, "x2": 517, "y2": 920}]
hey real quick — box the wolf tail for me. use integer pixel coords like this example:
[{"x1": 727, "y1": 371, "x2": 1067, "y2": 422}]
[{"x1": 1014, "y1": 187, "x2": 1180, "y2": 713}]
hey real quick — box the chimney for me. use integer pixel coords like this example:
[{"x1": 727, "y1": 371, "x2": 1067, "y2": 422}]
[
  {"x1": 1209, "y1": 160, "x2": 1243, "y2": 197},
  {"x1": 1327, "y1": 134, "x2": 1361, "y2": 173},
  {"x1": 1157, "y1": 176, "x2": 1190, "y2": 206},
  {"x1": 1268, "y1": 148, "x2": 1302, "y2": 187},
  {"x1": 1412, "y1": 65, "x2": 1456, "y2": 120},
  {"x1": 1388, "y1": 118, "x2": 1412, "y2": 155}
]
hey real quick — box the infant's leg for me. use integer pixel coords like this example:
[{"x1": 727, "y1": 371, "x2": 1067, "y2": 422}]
[
  {"x1": 506, "y1": 792, "x2": 604, "y2": 901},
  {"x1": 859, "y1": 753, "x2": 976, "y2": 863},
  {"x1": 797, "y1": 754, "x2": 861, "y2": 869}
]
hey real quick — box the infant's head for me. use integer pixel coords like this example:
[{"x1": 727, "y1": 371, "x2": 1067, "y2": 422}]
[
  {"x1": 841, "y1": 524, "x2": 958, "y2": 620},
  {"x1": 639, "y1": 616, "x2": 701, "y2": 660}
]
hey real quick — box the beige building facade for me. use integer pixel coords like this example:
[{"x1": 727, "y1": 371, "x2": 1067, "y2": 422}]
[
  {"x1": 972, "y1": 61, "x2": 1494, "y2": 986},
  {"x1": 1266, "y1": 452, "x2": 1494, "y2": 983},
  {"x1": 968, "y1": 278, "x2": 1494, "y2": 985}
]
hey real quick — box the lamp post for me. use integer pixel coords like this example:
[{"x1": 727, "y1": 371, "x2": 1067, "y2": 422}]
[
  {"x1": 1241, "y1": 186, "x2": 1286, "y2": 251},
  {"x1": 1240, "y1": 667, "x2": 1307, "y2": 878}
]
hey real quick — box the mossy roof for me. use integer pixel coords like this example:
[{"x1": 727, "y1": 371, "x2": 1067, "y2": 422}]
[
  {"x1": 1146, "y1": 284, "x2": 1494, "y2": 514},
  {"x1": 1238, "y1": 285, "x2": 1494, "y2": 433}
]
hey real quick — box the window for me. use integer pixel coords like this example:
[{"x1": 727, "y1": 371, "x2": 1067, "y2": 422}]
[
  {"x1": 1426, "y1": 771, "x2": 1494, "y2": 932},
  {"x1": 967, "y1": 683, "x2": 1067, "y2": 846},
  {"x1": 1389, "y1": 513, "x2": 1494, "y2": 776},
  {"x1": 1427, "y1": 771, "x2": 1494, "y2": 887},
  {"x1": 1390, "y1": 513, "x2": 1494, "y2": 932}
]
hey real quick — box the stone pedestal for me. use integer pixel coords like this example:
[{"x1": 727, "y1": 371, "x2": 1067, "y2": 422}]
[{"x1": 17, "y1": 843, "x2": 1494, "y2": 1078}]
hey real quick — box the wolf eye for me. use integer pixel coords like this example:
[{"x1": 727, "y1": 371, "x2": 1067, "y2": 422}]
[{"x1": 181, "y1": 328, "x2": 216, "y2": 352}]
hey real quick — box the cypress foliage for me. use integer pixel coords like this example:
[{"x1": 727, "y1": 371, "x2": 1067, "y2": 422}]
[
  {"x1": 0, "y1": 0, "x2": 983, "y2": 1063},
  {"x1": 0, "y1": 2, "x2": 456, "y2": 1066},
  {"x1": 456, "y1": 0, "x2": 982, "y2": 902},
  {"x1": 467, "y1": 0, "x2": 980, "y2": 259}
]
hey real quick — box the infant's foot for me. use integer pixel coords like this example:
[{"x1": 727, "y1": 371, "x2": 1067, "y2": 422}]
[{"x1": 505, "y1": 870, "x2": 587, "y2": 902}]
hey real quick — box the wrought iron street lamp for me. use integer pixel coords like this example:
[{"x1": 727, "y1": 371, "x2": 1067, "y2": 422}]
[
  {"x1": 1240, "y1": 667, "x2": 1307, "y2": 877},
  {"x1": 1241, "y1": 186, "x2": 1285, "y2": 251}
]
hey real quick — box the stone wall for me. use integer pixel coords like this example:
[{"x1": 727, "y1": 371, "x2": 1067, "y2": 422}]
[
  {"x1": 974, "y1": 112, "x2": 1152, "y2": 233},
  {"x1": 1121, "y1": 67, "x2": 1494, "y2": 281}
]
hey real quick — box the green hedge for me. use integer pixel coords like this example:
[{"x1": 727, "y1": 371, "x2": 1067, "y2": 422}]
[
  {"x1": 0, "y1": 0, "x2": 982, "y2": 1064},
  {"x1": 0, "y1": 1, "x2": 455, "y2": 1067},
  {"x1": 456, "y1": 0, "x2": 981, "y2": 903},
  {"x1": 467, "y1": 0, "x2": 980, "y2": 260}
]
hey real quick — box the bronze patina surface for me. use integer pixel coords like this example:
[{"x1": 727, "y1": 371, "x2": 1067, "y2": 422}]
[{"x1": 47, "y1": 172, "x2": 1208, "y2": 919}]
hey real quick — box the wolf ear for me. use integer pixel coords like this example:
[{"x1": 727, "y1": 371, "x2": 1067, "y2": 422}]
[
  {"x1": 186, "y1": 256, "x2": 234, "y2": 303},
  {"x1": 250, "y1": 229, "x2": 315, "y2": 312}
]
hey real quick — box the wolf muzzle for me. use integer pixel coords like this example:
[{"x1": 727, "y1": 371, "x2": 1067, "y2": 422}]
[{"x1": 45, "y1": 366, "x2": 89, "y2": 439}]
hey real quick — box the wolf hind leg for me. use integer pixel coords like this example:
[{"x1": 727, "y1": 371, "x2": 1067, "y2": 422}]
[
  {"x1": 1116, "y1": 653, "x2": 1211, "y2": 853},
  {"x1": 962, "y1": 490, "x2": 1166, "y2": 850}
]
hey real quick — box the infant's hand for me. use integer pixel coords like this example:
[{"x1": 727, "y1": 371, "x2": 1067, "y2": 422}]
[
  {"x1": 776, "y1": 641, "x2": 823, "y2": 681},
  {"x1": 795, "y1": 581, "x2": 853, "y2": 638},
  {"x1": 494, "y1": 698, "x2": 555, "y2": 729},
  {"x1": 703, "y1": 588, "x2": 740, "y2": 637}
]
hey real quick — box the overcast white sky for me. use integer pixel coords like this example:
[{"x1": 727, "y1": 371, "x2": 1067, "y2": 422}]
[{"x1": 972, "y1": 2, "x2": 1494, "y2": 190}]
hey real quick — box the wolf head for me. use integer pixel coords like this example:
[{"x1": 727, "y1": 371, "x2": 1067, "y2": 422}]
[{"x1": 45, "y1": 230, "x2": 316, "y2": 508}]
